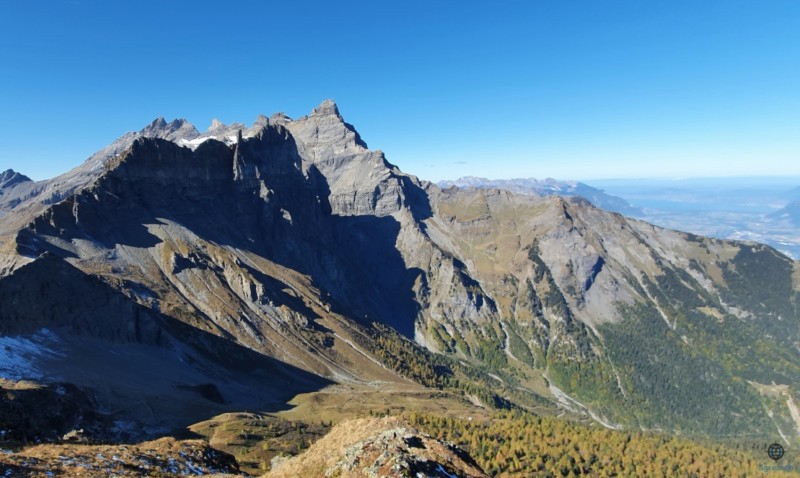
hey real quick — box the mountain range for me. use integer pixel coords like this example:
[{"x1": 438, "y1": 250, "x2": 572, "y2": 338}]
[
  {"x1": 438, "y1": 176, "x2": 643, "y2": 216},
  {"x1": 771, "y1": 201, "x2": 800, "y2": 227},
  {"x1": 1, "y1": 100, "x2": 799, "y2": 474}
]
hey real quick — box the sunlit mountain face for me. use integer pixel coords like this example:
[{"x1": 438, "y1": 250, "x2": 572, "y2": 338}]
[{"x1": 1, "y1": 101, "x2": 798, "y2": 476}]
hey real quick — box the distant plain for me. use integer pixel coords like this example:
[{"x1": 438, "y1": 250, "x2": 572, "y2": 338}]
[{"x1": 586, "y1": 176, "x2": 800, "y2": 259}]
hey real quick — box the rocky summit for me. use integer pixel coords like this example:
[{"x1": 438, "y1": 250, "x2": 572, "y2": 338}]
[
  {"x1": 0, "y1": 100, "x2": 799, "y2": 474},
  {"x1": 268, "y1": 417, "x2": 487, "y2": 478}
]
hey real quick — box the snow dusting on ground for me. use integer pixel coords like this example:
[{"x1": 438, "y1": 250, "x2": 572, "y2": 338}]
[{"x1": 0, "y1": 329, "x2": 64, "y2": 381}]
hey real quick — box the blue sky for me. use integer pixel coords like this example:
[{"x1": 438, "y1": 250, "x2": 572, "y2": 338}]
[{"x1": 0, "y1": 0, "x2": 798, "y2": 182}]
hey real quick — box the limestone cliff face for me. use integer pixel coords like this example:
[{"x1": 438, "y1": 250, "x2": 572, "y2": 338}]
[
  {"x1": 1, "y1": 100, "x2": 798, "y2": 441},
  {"x1": 284, "y1": 100, "x2": 499, "y2": 342},
  {"x1": 286, "y1": 99, "x2": 421, "y2": 218}
]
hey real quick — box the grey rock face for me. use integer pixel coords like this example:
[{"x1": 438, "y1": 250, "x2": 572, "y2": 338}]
[
  {"x1": 285, "y1": 99, "x2": 417, "y2": 218},
  {"x1": 0, "y1": 113, "x2": 259, "y2": 223},
  {"x1": 140, "y1": 117, "x2": 199, "y2": 140},
  {"x1": 0, "y1": 169, "x2": 32, "y2": 191}
]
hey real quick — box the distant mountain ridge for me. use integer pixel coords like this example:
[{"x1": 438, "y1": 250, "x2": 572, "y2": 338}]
[
  {"x1": 770, "y1": 200, "x2": 800, "y2": 226},
  {"x1": 438, "y1": 176, "x2": 643, "y2": 216}
]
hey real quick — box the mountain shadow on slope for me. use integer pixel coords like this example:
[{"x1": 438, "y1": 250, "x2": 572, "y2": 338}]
[
  {"x1": 330, "y1": 214, "x2": 423, "y2": 338},
  {"x1": 0, "y1": 253, "x2": 332, "y2": 443}
]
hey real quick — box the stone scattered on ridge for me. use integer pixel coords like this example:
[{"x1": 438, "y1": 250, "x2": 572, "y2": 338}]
[
  {"x1": 268, "y1": 417, "x2": 487, "y2": 478},
  {"x1": 0, "y1": 437, "x2": 241, "y2": 477}
]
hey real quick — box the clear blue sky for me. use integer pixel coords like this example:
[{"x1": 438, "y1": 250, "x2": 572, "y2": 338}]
[{"x1": 1, "y1": 0, "x2": 798, "y2": 182}]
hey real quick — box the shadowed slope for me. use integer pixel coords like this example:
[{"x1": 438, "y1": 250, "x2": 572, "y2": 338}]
[{"x1": 0, "y1": 253, "x2": 332, "y2": 440}]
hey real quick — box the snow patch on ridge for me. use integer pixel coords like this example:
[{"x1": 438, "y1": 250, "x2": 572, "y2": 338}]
[
  {"x1": 178, "y1": 137, "x2": 214, "y2": 148},
  {"x1": 176, "y1": 133, "x2": 247, "y2": 150}
]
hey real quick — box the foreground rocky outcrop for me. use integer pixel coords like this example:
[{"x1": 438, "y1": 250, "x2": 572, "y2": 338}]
[
  {"x1": 0, "y1": 437, "x2": 241, "y2": 477},
  {"x1": 0, "y1": 416, "x2": 485, "y2": 477},
  {"x1": 267, "y1": 417, "x2": 487, "y2": 478}
]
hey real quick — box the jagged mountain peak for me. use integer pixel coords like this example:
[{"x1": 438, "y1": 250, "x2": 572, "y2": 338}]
[
  {"x1": 140, "y1": 117, "x2": 198, "y2": 139},
  {"x1": 310, "y1": 98, "x2": 341, "y2": 118},
  {"x1": 148, "y1": 116, "x2": 167, "y2": 129},
  {"x1": 169, "y1": 118, "x2": 191, "y2": 128},
  {"x1": 268, "y1": 112, "x2": 293, "y2": 125},
  {"x1": 209, "y1": 118, "x2": 225, "y2": 131},
  {"x1": 0, "y1": 101, "x2": 367, "y2": 222},
  {"x1": 290, "y1": 99, "x2": 369, "y2": 152},
  {"x1": 0, "y1": 169, "x2": 32, "y2": 189}
]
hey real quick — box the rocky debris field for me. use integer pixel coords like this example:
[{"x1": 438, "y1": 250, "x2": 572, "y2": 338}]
[{"x1": 0, "y1": 438, "x2": 241, "y2": 477}]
